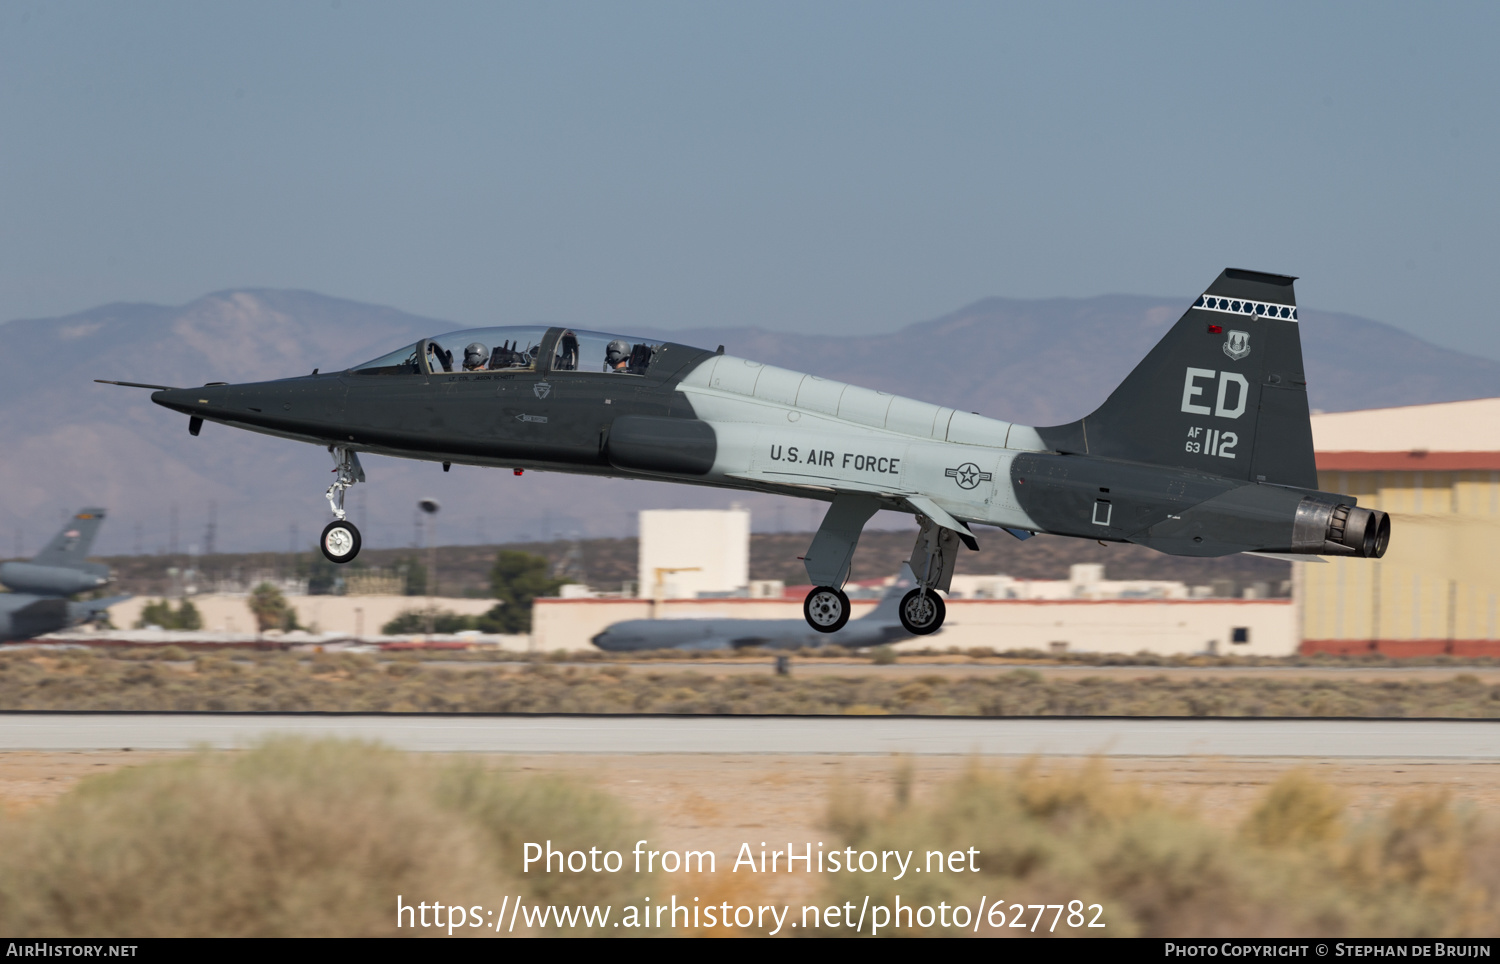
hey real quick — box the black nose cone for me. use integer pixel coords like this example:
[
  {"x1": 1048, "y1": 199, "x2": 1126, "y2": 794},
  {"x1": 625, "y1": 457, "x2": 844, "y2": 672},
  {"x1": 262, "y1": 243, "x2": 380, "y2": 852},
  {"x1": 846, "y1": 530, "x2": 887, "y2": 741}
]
[{"x1": 151, "y1": 387, "x2": 212, "y2": 416}]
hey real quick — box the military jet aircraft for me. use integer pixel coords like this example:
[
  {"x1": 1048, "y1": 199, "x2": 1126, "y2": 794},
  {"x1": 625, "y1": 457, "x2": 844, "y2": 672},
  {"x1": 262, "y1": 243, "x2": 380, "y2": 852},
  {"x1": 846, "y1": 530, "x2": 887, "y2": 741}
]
[
  {"x1": 592, "y1": 565, "x2": 921, "y2": 652},
  {"x1": 103, "y1": 268, "x2": 1389, "y2": 638},
  {"x1": 0, "y1": 508, "x2": 125, "y2": 642}
]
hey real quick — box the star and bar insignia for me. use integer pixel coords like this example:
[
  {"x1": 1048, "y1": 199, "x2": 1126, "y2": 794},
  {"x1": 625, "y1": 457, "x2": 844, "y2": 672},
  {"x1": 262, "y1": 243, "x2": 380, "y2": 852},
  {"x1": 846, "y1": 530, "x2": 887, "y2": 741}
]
[{"x1": 945, "y1": 462, "x2": 993, "y2": 490}]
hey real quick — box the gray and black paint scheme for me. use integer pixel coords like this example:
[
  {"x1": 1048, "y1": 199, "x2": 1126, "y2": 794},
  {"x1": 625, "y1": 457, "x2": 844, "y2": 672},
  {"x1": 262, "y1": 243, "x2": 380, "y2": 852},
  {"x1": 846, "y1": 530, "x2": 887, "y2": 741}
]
[
  {"x1": 591, "y1": 566, "x2": 920, "y2": 652},
  {"x1": 110, "y1": 268, "x2": 1389, "y2": 637},
  {"x1": 0, "y1": 508, "x2": 126, "y2": 642}
]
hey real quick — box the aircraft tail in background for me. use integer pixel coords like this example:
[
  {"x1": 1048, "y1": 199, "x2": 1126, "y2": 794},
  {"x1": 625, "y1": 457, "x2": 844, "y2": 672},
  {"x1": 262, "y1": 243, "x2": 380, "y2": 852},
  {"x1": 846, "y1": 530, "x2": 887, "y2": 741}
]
[
  {"x1": 864, "y1": 563, "x2": 917, "y2": 623},
  {"x1": 0, "y1": 508, "x2": 120, "y2": 642},
  {"x1": 30, "y1": 508, "x2": 108, "y2": 570},
  {"x1": 0, "y1": 508, "x2": 112, "y2": 598}
]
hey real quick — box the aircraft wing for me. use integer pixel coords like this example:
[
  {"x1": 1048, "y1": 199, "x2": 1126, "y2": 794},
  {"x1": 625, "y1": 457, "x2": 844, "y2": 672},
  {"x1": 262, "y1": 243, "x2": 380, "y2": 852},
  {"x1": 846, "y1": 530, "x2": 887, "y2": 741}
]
[
  {"x1": 67, "y1": 595, "x2": 132, "y2": 627},
  {"x1": 73, "y1": 594, "x2": 131, "y2": 614}
]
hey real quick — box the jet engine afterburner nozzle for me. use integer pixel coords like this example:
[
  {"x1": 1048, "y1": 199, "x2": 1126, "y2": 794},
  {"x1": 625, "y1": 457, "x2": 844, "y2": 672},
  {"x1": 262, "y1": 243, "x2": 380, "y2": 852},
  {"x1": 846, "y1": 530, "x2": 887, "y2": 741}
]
[
  {"x1": 1348, "y1": 506, "x2": 1390, "y2": 558},
  {"x1": 1325, "y1": 504, "x2": 1391, "y2": 558},
  {"x1": 1291, "y1": 498, "x2": 1391, "y2": 559}
]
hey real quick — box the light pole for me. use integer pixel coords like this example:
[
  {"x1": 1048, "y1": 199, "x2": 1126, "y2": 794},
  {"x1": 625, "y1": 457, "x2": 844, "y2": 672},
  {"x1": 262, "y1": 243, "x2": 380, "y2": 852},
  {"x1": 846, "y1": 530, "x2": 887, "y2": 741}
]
[{"x1": 419, "y1": 499, "x2": 440, "y2": 635}]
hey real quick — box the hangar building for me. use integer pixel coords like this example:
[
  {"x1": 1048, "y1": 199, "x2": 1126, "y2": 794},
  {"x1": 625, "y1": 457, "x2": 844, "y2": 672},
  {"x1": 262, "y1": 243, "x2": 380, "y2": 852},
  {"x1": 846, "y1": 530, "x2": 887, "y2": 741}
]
[{"x1": 1302, "y1": 398, "x2": 1500, "y2": 656}]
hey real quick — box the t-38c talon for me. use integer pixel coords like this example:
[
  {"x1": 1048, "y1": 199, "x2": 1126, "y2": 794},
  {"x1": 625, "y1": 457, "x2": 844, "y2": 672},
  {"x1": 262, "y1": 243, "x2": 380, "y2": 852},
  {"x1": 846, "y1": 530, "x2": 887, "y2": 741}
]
[{"x1": 101, "y1": 269, "x2": 1389, "y2": 637}]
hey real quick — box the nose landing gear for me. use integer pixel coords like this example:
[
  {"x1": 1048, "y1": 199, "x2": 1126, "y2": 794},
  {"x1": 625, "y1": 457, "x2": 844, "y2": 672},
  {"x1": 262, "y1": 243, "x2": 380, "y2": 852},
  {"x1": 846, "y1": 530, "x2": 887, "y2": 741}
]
[
  {"x1": 321, "y1": 519, "x2": 361, "y2": 563},
  {"x1": 321, "y1": 446, "x2": 366, "y2": 563}
]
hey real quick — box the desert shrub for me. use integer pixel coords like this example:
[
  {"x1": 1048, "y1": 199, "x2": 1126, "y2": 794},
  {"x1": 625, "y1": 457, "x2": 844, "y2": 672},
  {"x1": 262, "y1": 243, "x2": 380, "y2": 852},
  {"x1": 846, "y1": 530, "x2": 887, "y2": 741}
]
[
  {"x1": 381, "y1": 608, "x2": 479, "y2": 634},
  {"x1": 133, "y1": 600, "x2": 203, "y2": 631},
  {"x1": 481, "y1": 550, "x2": 569, "y2": 634},
  {"x1": 818, "y1": 760, "x2": 1500, "y2": 937},
  {"x1": 0, "y1": 739, "x2": 651, "y2": 937},
  {"x1": 7, "y1": 652, "x2": 1500, "y2": 717},
  {"x1": 1241, "y1": 770, "x2": 1345, "y2": 848}
]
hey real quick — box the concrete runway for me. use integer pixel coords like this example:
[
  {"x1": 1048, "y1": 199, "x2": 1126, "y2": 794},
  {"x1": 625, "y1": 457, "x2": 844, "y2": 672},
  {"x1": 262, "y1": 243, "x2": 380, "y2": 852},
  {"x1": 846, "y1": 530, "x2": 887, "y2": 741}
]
[{"x1": 2, "y1": 714, "x2": 1499, "y2": 759}]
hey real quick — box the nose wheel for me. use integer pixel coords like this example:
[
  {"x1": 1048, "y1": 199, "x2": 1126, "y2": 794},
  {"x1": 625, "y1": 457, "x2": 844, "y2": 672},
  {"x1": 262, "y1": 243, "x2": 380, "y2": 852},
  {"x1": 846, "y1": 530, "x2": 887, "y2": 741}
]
[
  {"x1": 321, "y1": 519, "x2": 362, "y2": 563},
  {"x1": 898, "y1": 588, "x2": 945, "y2": 636},
  {"x1": 803, "y1": 586, "x2": 851, "y2": 633},
  {"x1": 321, "y1": 445, "x2": 367, "y2": 564}
]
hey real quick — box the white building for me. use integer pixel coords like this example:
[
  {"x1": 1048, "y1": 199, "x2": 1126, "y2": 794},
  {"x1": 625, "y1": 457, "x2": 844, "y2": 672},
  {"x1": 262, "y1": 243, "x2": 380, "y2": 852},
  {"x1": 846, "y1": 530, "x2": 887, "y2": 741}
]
[
  {"x1": 947, "y1": 563, "x2": 1191, "y2": 601},
  {"x1": 531, "y1": 562, "x2": 1293, "y2": 656},
  {"x1": 637, "y1": 507, "x2": 750, "y2": 599},
  {"x1": 104, "y1": 593, "x2": 497, "y2": 638},
  {"x1": 1303, "y1": 398, "x2": 1500, "y2": 656},
  {"x1": 531, "y1": 594, "x2": 1293, "y2": 656}
]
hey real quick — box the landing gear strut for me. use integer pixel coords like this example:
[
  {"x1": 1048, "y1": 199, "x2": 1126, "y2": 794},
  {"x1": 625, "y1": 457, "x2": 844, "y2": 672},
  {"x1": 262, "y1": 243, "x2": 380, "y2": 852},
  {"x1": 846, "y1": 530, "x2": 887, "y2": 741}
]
[
  {"x1": 798, "y1": 493, "x2": 880, "y2": 634},
  {"x1": 900, "y1": 512, "x2": 966, "y2": 635},
  {"x1": 321, "y1": 446, "x2": 366, "y2": 564}
]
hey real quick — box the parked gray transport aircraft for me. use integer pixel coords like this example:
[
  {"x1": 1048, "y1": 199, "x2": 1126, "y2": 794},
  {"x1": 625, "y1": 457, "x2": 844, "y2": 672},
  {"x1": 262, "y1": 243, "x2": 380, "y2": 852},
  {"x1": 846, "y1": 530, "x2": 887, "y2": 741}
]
[
  {"x1": 0, "y1": 509, "x2": 125, "y2": 642},
  {"x1": 103, "y1": 268, "x2": 1389, "y2": 638},
  {"x1": 592, "y1": 565, "x2": 921, "y2": 652}
]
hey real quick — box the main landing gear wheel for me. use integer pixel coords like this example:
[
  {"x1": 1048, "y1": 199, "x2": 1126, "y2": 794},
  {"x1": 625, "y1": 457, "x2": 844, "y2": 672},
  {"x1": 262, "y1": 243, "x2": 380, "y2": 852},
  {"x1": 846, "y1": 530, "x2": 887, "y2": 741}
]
[
  {"x1": 320, "y1": 519, "x2": 362, "y2": 563},
  {"x1": 803, "y1": 586, "x2": 851, "y2": 633},
  {"x1": 899, "y1": 588, "x2": 946, "y2": 635}
]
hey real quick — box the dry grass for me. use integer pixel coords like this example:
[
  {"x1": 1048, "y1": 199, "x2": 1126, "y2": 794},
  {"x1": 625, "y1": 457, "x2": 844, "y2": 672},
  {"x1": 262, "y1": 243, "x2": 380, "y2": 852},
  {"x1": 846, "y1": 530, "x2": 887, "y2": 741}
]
[
  {"x1": 818, "y1": 761, "x2": 1500, "y2": 937},
  {"x1": 2, "y1": 739, "x2": 1497, "y2": 937},
  {"x1": 3, "y1": 649, "x2": 1500, "y2": 716},
  {"x1": 0, "y1": 739, "x2": 652, "y2": 937}
]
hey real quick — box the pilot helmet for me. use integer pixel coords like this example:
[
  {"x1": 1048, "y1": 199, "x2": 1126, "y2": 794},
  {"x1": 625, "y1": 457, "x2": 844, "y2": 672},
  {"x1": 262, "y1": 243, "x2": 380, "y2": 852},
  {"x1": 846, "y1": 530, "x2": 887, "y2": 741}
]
[
  {"x1": 463, "y1": 343, "x2": 488, "y2": 369},
  {"x1": 605, "y1": 340, "x2": 631, "y2": 366}
]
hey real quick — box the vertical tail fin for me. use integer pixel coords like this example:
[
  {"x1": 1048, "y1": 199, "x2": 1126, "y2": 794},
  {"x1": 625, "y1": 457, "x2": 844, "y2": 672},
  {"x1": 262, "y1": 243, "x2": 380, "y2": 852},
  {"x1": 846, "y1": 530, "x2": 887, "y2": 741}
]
[
  {"x1": 1036, "y1": 269, "x2": 1317, "y2": 489},
  {"x1": 863, "y1": 563, "x2": 917, "y2": 622},
  {"x1": 31, "y1": 508, "x2": 107, "y2": 569}
]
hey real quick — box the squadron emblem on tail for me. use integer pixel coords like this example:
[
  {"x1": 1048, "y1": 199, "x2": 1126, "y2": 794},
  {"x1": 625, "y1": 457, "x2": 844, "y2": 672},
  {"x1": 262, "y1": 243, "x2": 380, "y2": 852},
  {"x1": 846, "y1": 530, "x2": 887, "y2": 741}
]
[{"x1": 1222, "y1": 329, "x2": 1251, "y2": 361}]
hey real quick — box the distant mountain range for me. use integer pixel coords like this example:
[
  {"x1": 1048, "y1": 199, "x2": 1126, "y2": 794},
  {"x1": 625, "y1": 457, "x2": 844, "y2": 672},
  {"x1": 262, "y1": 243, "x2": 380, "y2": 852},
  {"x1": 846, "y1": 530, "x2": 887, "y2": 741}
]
[
  {"x1": 654, "y1": 297, "x2": 1500, "y2": 425},
  {"x1": 2, "y1": 289, "x2": 1495, "y2": 556}
]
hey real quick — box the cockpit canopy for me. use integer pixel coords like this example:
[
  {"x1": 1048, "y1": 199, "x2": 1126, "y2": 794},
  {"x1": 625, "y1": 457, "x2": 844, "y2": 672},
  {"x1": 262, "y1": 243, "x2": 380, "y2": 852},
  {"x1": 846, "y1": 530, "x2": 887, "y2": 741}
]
[
  {"x1": 349, "y1": 326, "x2": 665, "y2": 377},
  {"x1": 551, "y1": 329, "x2": 661, "y2": 375}
]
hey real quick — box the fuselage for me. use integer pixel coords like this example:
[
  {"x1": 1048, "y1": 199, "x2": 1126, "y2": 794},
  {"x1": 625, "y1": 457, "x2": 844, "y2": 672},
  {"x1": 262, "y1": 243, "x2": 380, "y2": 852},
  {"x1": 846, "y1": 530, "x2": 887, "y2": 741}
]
[
  {"x1": 150, "y1": 319, "x2": 1378, "y2": 560},
  {"x1": 0, "y1": 595, "x2": 118, "y2": 642},
  {"x1": 153, "y1": 329, "x2": 1056, "y2": 527},
  {"x1": 0, "y1": 565, "x2": 112, "y2": 643},
  {"x1": 0, "y1": 594, "x2": 69, "y2": 642}
]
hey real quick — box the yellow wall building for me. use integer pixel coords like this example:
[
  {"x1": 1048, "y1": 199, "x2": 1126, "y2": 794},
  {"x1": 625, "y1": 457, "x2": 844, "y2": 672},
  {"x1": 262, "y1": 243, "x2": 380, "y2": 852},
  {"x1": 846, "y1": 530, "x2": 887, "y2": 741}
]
[{"x1": 1302, "y1": 398, "x2": 1500, "y2": 656}]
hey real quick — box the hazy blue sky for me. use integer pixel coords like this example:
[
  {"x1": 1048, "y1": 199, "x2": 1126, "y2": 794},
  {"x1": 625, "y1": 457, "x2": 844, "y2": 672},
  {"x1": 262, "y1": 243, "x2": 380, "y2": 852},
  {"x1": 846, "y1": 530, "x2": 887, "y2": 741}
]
[{"x1": 3, "y1": 2, "x2": 1497, "y2": 355}]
